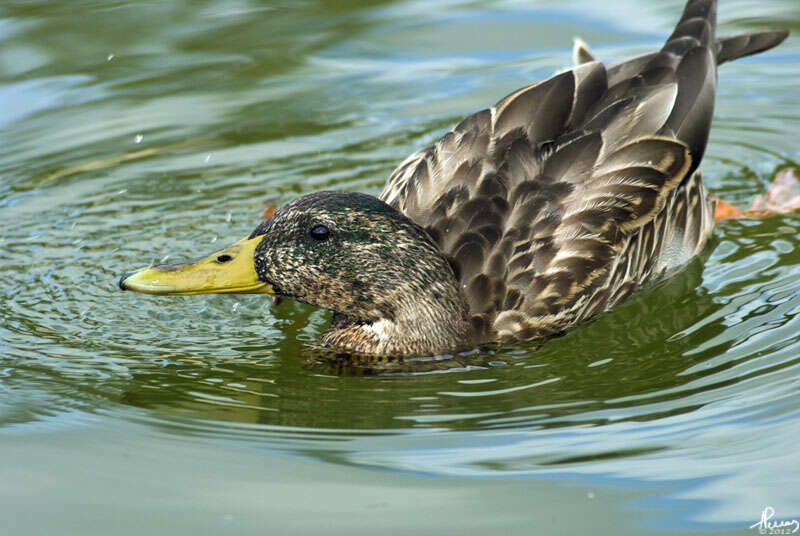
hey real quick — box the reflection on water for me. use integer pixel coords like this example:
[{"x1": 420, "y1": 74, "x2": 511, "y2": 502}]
[{"x1": 1, "y1": 0, "x2": 799, "y2": 533}]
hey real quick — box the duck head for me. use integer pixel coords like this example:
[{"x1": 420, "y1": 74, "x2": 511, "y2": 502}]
[{"x1": 119, "y1": 191, "x2": 472, "y2": 356}]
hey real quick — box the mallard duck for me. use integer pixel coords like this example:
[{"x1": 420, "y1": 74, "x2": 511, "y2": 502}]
[{"x1": 119, "y1": 0, "x2": 788, "y2": 357}]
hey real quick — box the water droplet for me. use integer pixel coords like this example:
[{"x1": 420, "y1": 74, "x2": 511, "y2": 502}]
[
  {"x1": 135, "y1": 134, "x2": 143, "y2": 144},
  {"x1": 232, "y1": 302, "x2": 240, "y2": 313},
  {"x1": 587, "y1": 491, "x2": 595, "y2": 499},
  {"x1": 226, "y1": 212, "x2": 232, "y2": 222},
  {"x1": 160, "y1": 255, "x2": 170, "y2": 263},
  {"x1": 204, "y1": 154, "x2": 212, "y2": 163},
  {"x1": 211, "y1": 236, "x2": 218, "y2": 243},
  {"x1": 107, "y1": 53, "x2": 115, "y2": 61}
]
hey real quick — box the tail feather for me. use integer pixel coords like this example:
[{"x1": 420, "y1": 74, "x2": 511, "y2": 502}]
[
  {"x1": 572, "y1": 37, "x2": 596, "y2": 65},
  {"x1": 718, "y1": 30, "x2": 790, "y2": 64},
  {"x1": 666, "y1": 0, "x2": 717, "y2": 49},
  {"x1": 655, "y1": 0, "x2": 718, "y2": 176}
]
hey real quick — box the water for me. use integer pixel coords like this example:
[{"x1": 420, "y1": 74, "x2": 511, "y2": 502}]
[{"x1": 1, "y1": 1, "x2": 799, "y2": 534}]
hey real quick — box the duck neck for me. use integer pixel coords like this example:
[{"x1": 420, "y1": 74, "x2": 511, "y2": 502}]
[{"x1": 320, "y1": 274, "x2": 472, "y2": 357}]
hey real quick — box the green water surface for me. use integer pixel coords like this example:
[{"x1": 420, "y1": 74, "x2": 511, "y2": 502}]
[{"x1": 1, "y1": 1, "x2": 799, "y2": 534}]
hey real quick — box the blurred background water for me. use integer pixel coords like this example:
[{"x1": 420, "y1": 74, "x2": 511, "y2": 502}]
[{"x1": 1, "y1": 0, "x2": 799, "y2": 534}]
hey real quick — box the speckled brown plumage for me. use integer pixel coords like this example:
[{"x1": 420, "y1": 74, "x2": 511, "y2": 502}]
[{"x1": 250, "y1": 192, "x2": 473, "y2": 355}]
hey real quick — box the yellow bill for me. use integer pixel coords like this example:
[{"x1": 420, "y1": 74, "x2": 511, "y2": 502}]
[{"x1": 118, "y1": 235, "x2": 273, "y2": 295}]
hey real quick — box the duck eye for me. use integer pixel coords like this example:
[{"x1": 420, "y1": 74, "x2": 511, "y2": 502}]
[
  {"x1": 309, "y1": 224, "x2": 330, "y2": 241},
  {"x1": 216, "y1": 254, "x2": 233, "y2": 263}
]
